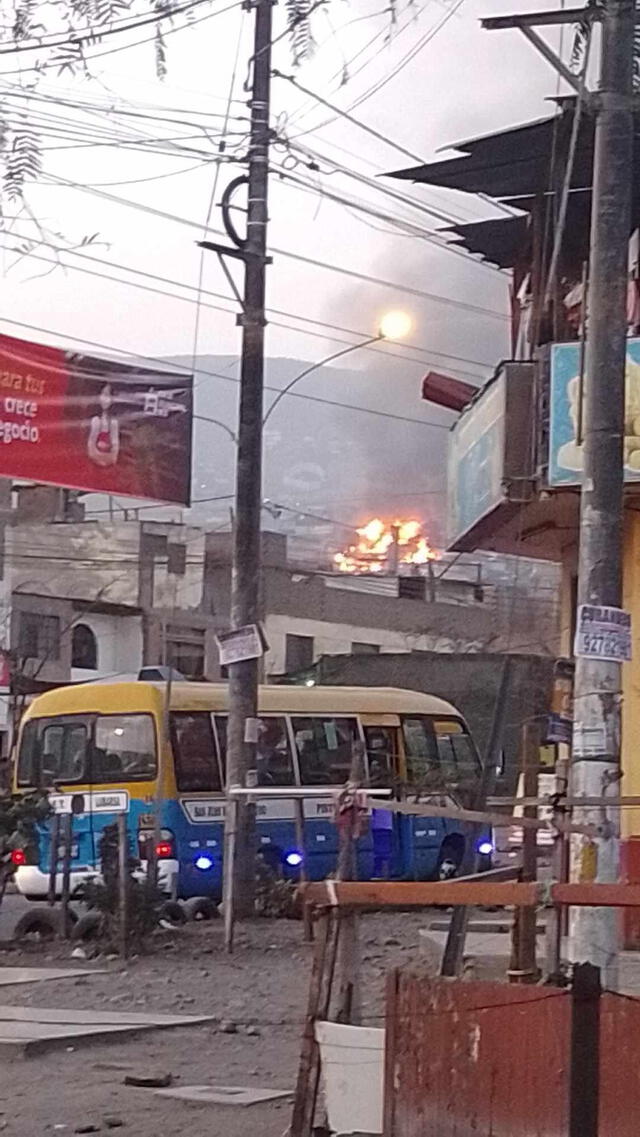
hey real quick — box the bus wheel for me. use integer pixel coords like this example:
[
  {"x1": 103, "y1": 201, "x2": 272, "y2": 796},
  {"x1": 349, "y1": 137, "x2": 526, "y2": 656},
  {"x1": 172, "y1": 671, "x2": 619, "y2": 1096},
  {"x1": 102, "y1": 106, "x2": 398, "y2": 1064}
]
[
  {"x1": 159, "y1": 900, "x2": 187, "y2": 927},
  {"x1": 70, "y1": 911, "x2": 102, "y2": 942},
  {"x1": 13, "y1": 908, "x2": 64, "y2": 942},
  {"x1": 436, "y1": 837, "x2": 464, "y2": 882},
  {"x1": 183, "y1": 897, "x2": 219, "y2": 922}
]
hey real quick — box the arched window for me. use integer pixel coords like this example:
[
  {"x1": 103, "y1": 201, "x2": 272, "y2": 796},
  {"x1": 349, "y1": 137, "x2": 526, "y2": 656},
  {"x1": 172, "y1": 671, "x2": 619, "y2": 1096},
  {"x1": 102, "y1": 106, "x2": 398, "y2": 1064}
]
[{"x1": 72, "y1": 623, "x2": 98, "y2": 670}]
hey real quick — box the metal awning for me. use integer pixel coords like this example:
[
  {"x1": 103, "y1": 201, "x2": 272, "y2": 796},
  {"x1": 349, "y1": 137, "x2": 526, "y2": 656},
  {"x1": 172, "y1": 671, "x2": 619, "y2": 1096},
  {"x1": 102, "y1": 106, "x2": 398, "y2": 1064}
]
[{"x1": 388, "y1": 103, "x2": 640, "y2": 200}]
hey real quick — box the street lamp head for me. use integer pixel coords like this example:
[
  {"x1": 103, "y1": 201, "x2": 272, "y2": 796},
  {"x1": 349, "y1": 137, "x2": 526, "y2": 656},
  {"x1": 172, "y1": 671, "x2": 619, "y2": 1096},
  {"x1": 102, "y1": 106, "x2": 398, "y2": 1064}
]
[{"x1": 378, "y1": 310, "x2": 412, "y2": 340}]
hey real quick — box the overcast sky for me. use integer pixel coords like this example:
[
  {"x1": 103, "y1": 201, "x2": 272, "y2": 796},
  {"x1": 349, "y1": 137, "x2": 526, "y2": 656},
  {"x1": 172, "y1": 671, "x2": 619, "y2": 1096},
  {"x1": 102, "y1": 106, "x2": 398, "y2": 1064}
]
[{"x1": 0, "y1": 0, "x2": 570, "y2": 540}]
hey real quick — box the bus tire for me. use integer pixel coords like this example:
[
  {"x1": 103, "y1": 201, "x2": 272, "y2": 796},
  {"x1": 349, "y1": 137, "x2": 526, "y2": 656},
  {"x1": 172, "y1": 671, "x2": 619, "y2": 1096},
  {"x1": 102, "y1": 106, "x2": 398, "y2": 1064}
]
[
  {"x1": 435, "y1": 836, "x2": 465, "y2": 882},
  {"x1": 183, "y1": 897, "x2": 218, "y2": 922},
  {"x1": 70, "y1": 911, "x2": 102, "y2": 942},
  {"x1": 159, "y1": 900, "x2": 187, "y2": 927},
  {"x1": 13, "y1": 908, "x2": 64, "y2": 941}
]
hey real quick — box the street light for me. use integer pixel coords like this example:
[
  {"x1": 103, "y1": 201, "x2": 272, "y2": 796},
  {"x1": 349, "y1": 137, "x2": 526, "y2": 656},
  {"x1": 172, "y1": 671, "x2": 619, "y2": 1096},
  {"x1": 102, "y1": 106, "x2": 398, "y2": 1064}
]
[
  {"x1": 262, "y1": 311, "x2": 412, "y2": 427},
  {"x1": 379, "y1": 310, "x2": 413, "y2": 340}
]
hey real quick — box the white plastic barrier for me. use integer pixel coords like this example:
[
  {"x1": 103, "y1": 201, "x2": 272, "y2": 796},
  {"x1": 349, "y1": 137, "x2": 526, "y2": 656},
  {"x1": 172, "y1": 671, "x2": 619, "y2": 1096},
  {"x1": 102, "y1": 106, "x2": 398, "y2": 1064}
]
[{"x1": 314, "y1": 1020, "x2": 385, "y2": 1135}]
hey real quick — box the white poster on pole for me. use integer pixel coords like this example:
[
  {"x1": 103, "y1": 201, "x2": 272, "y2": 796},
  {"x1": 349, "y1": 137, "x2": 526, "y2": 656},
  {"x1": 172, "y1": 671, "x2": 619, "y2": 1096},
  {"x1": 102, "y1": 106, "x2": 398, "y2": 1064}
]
[{"x1": 574, "y1": 604, "x2": 632, "y2": 663}]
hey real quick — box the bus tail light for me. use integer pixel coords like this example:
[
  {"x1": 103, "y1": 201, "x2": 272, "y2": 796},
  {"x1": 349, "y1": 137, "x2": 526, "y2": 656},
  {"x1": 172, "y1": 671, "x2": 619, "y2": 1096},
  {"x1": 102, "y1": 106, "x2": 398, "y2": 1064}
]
[
  {"x1": 138, "y1": 829, "x2": 174, "y2": 860},
  {"x1": 11, "y1": 848, "x2": 27, "y2": 866}
]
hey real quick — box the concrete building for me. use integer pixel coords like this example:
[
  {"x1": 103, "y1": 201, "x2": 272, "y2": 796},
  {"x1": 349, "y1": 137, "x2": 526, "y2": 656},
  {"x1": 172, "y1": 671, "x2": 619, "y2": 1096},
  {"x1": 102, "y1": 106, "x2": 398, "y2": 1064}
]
[
  {"x1": 0, "y1": 483, "x2": 559, "y2": 753},
  {"x1": 389, "y1": 101, "x2": 640, "y2": 939}
]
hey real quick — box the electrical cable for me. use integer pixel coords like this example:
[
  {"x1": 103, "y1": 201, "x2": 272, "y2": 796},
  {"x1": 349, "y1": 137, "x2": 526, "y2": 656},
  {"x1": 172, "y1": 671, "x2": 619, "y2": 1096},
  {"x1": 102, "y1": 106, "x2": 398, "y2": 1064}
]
[
  {"x1": 0, "y1": 226, "x2": 490, "y2": 375},
  {"x1": 0, "y1": 0, "x2": 214, "y2": 56},
  {"x1": 38, "y1": 171, "x2": 509, "y2": 323},
  {"x1": 0, "y1": 0, "x2": 244, "y2": 77},
  {"x1": 0, "y1": 315, "x2": 456, "y2": 430},
  {"x1": 273, "y1": 67, "x2": 425, "y2": 166},
  {"x1": 191, "y1": 5, "x2": 246, "y2": 392}
]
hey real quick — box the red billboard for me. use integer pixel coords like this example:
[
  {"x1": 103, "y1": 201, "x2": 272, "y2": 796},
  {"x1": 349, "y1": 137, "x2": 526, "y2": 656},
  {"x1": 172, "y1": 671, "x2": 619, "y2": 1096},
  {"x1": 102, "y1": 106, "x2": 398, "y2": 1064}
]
[{"x1": 0, "y1": 333, "x2": 193, "y2": 505}]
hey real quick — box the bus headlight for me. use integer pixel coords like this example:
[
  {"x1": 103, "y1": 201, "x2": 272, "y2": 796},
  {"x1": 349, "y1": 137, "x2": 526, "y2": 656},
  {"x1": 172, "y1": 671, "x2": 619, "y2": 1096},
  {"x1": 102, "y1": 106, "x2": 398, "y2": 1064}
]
[
  {"x1": 477, "y1": 840, "x2": 494, "y2": 856},
  {"x1": 194, "y1": 853, "x2": 214, "y2": 871},
  {"x1": 285, "y1": 850, "x2": 303, "y2": 867}
]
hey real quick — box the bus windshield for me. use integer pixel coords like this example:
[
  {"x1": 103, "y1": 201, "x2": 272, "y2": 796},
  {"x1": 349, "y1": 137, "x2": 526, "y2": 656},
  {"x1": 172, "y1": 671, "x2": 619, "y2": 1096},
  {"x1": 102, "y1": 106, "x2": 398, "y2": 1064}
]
[
  {"x1": 401, "y1": 715, "x2": 481, "y2": 798},
  {"x1": 17, "y1": 714, "x2": 157, "y2": 786}
]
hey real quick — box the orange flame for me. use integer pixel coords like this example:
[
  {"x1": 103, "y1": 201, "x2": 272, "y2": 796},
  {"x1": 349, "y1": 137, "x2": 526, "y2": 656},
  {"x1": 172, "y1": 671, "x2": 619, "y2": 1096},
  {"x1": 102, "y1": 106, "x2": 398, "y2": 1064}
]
[{"x1": 333, "y1": 517, "x2": 438, "y2": 574}]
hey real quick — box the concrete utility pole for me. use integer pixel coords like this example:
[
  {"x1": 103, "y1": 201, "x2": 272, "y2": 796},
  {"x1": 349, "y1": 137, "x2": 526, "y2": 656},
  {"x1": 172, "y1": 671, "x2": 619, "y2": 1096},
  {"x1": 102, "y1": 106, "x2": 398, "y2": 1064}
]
[
  {"x1": 570, "y1": 0, "x2": 635, "y2": 986},
  {"x1": 222, "y1": 0, "x2": 273, "y2": 917},
  {"x1": 483, "y1": 0, "x2": 635, "y2": 990}
]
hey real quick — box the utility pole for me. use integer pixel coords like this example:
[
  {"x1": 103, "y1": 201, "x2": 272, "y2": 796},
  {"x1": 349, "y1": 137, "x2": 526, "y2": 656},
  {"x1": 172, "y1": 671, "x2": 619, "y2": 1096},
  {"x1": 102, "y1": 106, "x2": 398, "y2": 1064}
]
[
  {"x1": 569, "y1": 0, "x2": 634, "y2": 988},
  {"x1": 483, "y1": 0, "x2": 635, "y2": 993},
  {"x1": 213, "y1": 0, "x2": 274, "y2": 918},
  {"x1": 228, "y1": 0, "x2": 273, "y2": 917}
]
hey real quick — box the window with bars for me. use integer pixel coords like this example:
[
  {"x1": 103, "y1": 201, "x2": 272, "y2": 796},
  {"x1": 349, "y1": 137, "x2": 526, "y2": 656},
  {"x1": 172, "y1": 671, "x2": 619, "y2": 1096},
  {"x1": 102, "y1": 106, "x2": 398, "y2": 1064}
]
[{"x1": 18, "y1": 612, "x2": 61, "y2": 661}]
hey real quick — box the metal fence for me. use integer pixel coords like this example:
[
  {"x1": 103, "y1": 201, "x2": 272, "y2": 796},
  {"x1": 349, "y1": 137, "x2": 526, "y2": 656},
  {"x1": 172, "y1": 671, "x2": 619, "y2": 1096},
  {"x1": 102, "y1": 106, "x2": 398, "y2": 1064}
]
[{"x1": 384, "y1": 968, "x2": 640, "y2": 1137}]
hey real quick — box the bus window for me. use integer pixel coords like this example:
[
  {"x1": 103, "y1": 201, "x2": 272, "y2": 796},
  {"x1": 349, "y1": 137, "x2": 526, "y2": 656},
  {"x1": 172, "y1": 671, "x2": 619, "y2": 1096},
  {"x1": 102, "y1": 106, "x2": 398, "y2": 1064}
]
[
  {"x1": 293, "y1": 717, "x2": 358, "y2": 785},
  {"x1": 214, "y1": 716, "x2": 295, "y2": 786},
  {"x1": 364, "y1": 726, "x2": 395, "y2": 786},
  {"x1": 171, "y1": 712, "x2": 220, "y2": 792},
  {"x1": 17, "y1": 717, "x2": 90, "y2": 786},
  {"x1": 401, "y1": 716, "x2": 447, "y2": 791},
  {"x1": 93, "y1": 715, "x2": 156, "y2": 782},
  {"x1": 433, "y1": 720, "x2": 481, "y2": 789}
]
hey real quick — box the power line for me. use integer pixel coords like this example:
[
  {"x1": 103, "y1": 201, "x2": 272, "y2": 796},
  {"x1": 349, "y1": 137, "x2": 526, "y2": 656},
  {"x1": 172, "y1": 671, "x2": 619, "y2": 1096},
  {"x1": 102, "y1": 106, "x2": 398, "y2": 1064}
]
[
  {"x1": 0, "y1": 0, "x2": 213, "y2": 56},
  {"x1": 285, "y1": 0, "x2": 428, "y2": 129},
  {"x1": 0, "y1": 227, "x2": 490, "y2": 376},
  {"x1": 35, "y1": 171, "x2": 508, "y2": 325},
  {"x1": 273, "y1": 67, "x2": 425, "y2": 166},
  {"x1": 346, "y1": 0, "x2": 467, "y2": 116},
  {"x1": 271, "y1": 159, "x2": 503, "y2": 279},
  {"x1": 0, "y1": 0, "x2": 243, "y2": 76},
  {"x1": 191, "y1": 4, "x2": 246, "y2": 405},
  {"x1": 0, "y1": 315, "x2": 454, "y2": 430}
]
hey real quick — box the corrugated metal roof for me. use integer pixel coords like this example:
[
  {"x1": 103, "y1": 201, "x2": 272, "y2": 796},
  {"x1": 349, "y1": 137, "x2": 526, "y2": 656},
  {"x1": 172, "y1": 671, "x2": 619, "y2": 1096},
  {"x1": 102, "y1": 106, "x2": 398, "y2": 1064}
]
[{"x1": 388, "y1": 106, "x2": 597, "y2": 197}]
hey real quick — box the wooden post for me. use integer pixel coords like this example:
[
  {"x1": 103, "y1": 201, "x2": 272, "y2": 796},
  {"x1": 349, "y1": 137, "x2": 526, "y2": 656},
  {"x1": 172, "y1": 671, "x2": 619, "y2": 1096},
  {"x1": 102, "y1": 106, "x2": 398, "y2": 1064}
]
[
  {"x1": 509, "y1": 721, "x2": 540, "y2": 983},
  {"x1": 60, "y1": 813, "x2": 73, "y2": 940},
  {"x1": 223, "y1": 797, "x2": 238, "y2": 953},
  {"x1": 291, "y1": 910, "x2": 331, "y2": 1137},
  {"x1": 569, "y1": 962, "x2": 601, "y2": 1137},
  {"x1": 117, "y1": 812, "x2": 129, "y2": 960},
  {"x1": 47, "y1": 812, "x2": 60, "y2": 907},
  {"x1": 294, "y1": 797, "x2": 312, "y2": 942},
  {"x1": 441, "y1": 656, "x2": 512, "y2": 977},
  {"x1": 383, "y1": 969, "x2": 399, "y2": 1137},
  {"x1": 545, "y1": 755, "x2": 569, "y2": 981},
  {"x1": 336, "y1": 741, "x2": 364, "y2": 1024}
]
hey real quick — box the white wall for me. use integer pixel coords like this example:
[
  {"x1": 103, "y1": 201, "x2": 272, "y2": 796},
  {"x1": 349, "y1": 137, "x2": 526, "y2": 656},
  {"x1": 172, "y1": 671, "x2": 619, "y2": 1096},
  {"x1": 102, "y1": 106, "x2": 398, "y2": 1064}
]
[
  {"x1": 263, "y1": 614, "x2": 481, "y2": 677},
  {"x1": 70, "y1": 612, "x2": 143, "y2": 683}
]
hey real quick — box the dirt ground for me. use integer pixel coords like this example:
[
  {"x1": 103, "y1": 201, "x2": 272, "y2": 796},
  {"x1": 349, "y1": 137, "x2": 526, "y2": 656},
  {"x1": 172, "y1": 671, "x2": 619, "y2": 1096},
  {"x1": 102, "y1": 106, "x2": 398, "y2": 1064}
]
[{"x1": 0, "y1": 911, "x2": 438, "y2": 1136}]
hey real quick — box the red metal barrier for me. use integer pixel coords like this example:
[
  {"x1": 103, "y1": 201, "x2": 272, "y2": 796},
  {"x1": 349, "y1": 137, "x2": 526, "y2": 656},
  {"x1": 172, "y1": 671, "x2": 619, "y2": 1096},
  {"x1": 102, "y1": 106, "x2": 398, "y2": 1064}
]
[
  {"x1": 600, "y1": 992, "x2": 640, "y2": 1137},
  {"x1": 384, "y1": 971, "x2": 570, "y2": 1137},
  {"x1": 384, "y1": 971, "x2": 640, "y2": 1137}
]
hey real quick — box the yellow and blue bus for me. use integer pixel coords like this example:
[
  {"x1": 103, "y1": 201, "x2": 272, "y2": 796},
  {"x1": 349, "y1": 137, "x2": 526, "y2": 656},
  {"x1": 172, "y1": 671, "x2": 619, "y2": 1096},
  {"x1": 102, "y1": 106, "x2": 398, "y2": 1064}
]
[{"x1": 12, "y1": 680, "x2": 486, "y2": 900}]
